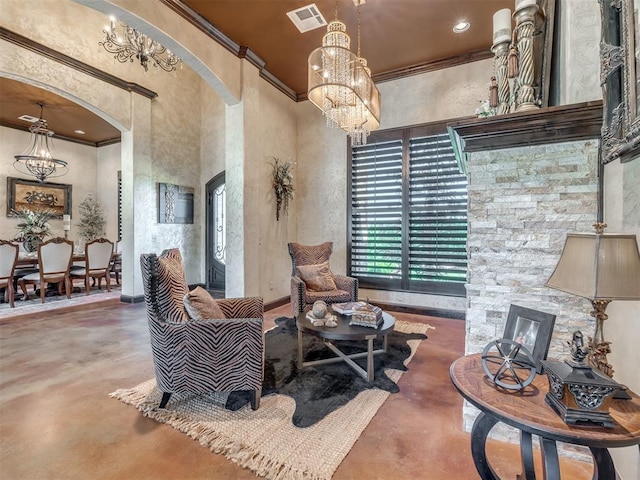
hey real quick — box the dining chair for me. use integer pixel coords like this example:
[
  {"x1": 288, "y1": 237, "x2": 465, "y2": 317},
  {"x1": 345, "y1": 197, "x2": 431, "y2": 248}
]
[
  {"x1": 0, "y1": 240, "x2": 20, "y2": 308},
  {"x1": 70, "y1": 238, "x2": 114, "y2": 295},
  {"x1": 18, "y1": 237, "x2": 74, "y2": 303}
]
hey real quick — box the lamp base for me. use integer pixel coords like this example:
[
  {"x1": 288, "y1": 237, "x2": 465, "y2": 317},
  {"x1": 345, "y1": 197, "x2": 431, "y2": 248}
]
[
  {"x1": 613, "y1": 384, "x2": 632, "y2": 400},
  {"x1": 542, "y1": 359, "x2": 620, "y2": 429},
  {"x1": 545, "y1": 392, "x2": 615, "y2": 428}
]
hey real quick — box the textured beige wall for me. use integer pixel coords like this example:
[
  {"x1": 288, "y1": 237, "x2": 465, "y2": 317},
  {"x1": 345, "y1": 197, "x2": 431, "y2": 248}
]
[
  {"x1": 96, "y1": 143, "x2": 121, "y2": 243},
  {"x1": 379, "y1": 59, "x2": 495, "y2": 129},
  {"x1": 554, "y1": 0, "x2": 601, "y2": 104},
  {"x1": 198, "y1": 82, "x2": 227, "y2": 283},
  {"x1": 256, "y1": 78, "x2": 298, "y2": 301}
]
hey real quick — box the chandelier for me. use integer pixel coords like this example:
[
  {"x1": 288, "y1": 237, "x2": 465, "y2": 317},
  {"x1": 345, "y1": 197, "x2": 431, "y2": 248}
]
[
  {"x1": 100, "y1": 16, "x2": 181, "y2": 72},
  {"x1": 307, "y1": 1, "x2": 380, "y2": 145},
  {"x1": 14, "y1": 103, "x2": 68, "y2": 183}
]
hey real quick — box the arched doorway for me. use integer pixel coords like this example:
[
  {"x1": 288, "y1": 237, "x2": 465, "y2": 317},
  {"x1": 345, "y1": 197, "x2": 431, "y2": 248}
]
[{"x1": 206, "y1": 172, "x2": 226, "y2": 292}]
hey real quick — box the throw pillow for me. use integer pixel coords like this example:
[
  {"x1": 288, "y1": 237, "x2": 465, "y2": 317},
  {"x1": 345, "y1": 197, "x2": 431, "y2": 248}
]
[
  {"x1": 156, "y1": 249, "x2": 190, "y2": 323},
  {"x1": 296, "y1": 261, "x2": 337, "y2": 292},
  {"x1": 184, "y1": 286, "x2": 226, "y2": 320}
]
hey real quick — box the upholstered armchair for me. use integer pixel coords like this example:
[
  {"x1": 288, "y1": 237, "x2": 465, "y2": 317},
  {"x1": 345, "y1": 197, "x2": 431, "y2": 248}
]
[
  {"x1": 288, "y1": 241, "x2": 358, "y2": 317},
  {"x1": 140, "y1": 248, "x2": 264, "y2": 410}
]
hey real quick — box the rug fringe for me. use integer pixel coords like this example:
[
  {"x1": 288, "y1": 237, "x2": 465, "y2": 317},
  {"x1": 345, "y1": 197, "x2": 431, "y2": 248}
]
[
  {"x1": 111, "y1": 387, "x2": 332, "y2": 480},
  {"x1": 395, "y1": 320, "x2": 434, "y2": 335}
]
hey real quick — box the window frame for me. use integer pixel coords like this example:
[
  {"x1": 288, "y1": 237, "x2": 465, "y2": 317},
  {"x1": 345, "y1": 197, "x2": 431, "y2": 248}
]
[{"x1": 347, "y1": 120, "x2": 468, "y2": 297}]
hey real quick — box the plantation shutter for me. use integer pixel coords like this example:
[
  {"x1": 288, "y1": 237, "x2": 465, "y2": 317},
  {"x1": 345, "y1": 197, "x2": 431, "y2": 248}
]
[
  {"x1": 348, "y1": 123, "x2": 468, "y2": 296},
  {"x1": 350, "y1": 138, "x2": 403, "y2": 288},
  {"x1": 408, "y1": 133, "x2": 467, "y2": 295}
]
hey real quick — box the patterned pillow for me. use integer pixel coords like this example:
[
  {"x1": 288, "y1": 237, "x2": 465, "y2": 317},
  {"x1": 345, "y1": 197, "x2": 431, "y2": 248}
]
[
  {"x1": 296, "y1": 261, "x2": 337, "y2": 292},
  {"x1": 156, "y1": 249, "x2": 189, "y2": 323},
  {"x1": 184, "y1": 286, "x2": 226, "y2": 320}
]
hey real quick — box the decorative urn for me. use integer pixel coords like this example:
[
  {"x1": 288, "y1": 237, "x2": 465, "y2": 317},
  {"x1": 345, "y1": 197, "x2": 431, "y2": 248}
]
[{"x1": 541, "y1": 331, "x2": 620, "y2": 428}]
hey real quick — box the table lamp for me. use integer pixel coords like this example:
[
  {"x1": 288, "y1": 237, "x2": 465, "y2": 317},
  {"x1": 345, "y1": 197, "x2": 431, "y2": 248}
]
[
  {"x1": 63, "y1": 214, "x2": 71, "y2": 239},
  {"x1": 545, "y1": 223, "x2": 640, "y2": 382}
]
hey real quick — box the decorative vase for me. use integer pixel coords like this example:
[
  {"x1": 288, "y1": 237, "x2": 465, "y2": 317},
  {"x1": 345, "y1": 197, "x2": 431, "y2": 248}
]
[{"x1": 23, "y1": 237, "x2": 42, "y2": 253}]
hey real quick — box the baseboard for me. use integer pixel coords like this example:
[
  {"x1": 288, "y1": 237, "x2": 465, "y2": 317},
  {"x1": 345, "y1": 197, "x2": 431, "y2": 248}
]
[
  {"x1": 371, "y1": 300, "x2": 465, "y2": 320},
  {"x1": 269, "y1": 296, "x2": 464, "y2": 320},
  {"x1": 265, "y1": 296, "x2": 290, "y2": 311},
  {"x1": 120, "y1": 294, "x2": 145, "y2": 304}
]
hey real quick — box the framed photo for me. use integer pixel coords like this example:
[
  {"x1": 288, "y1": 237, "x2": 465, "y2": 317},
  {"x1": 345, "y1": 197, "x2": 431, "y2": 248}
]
[
  {"x1": 503, "y1": 304, "x2": 556, "y2": 373},
  {"x1": 158, "y1": 182, "x2": 194, "y2": 224},
  {"x1": 7, "y1": 177, "x2": 72, "y2": 218}
]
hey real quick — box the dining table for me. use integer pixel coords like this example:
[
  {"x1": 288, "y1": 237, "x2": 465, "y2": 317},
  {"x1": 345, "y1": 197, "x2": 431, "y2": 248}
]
[
  {"x1": 15, "y1": 251, "x2": 120, "y2": 268},
  {"x1": 16, "y1": 252, "x2": 91, "y2": 268}
]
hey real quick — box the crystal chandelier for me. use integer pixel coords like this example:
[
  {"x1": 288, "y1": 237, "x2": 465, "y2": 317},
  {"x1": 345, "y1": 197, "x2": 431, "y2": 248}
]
[
  {"x1": 14, "y1": 103, "x2": 68, "y2": 183},
  {"x1": 100, "y1": 17, "x2": 181, "y2": 72},
  {"x1": 307, "y1": 1, "x2": 380, "y2": 145}
]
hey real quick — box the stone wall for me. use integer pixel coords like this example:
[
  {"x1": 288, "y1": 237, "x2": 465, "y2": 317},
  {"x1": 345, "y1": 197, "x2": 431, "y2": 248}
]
[{"x1": 463, "y1": 138, "x2": 600, "y2": 446}]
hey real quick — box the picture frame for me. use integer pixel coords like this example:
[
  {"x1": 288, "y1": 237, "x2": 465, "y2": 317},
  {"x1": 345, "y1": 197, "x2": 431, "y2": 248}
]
[
  {"x1": 158, "y1": 182, "x2": 194, "y2": 224},
  {"x1": 503, "y1": 304, "x2": 556, "y2": 373},
  {"x1": 6, "y1": 177, "x2": 72, "y2": 219}
]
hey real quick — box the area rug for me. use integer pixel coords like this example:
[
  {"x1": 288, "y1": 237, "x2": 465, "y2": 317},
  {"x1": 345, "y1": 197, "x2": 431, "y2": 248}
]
[
  {"x1": 110, "y1": 317, "x2": 433, "y2": 480},
  {"x1": 0, "y1": 285, "x2": 121, "y2": 319}
]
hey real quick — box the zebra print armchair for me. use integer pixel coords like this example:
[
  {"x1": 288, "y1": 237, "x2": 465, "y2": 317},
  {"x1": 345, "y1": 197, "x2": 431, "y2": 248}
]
[
  {"x1": 288, "y1": 242, "x2": 358, "y2": 317},
  {"x1": 140, "y1": 249, "x2": 264, "y2": 410}
]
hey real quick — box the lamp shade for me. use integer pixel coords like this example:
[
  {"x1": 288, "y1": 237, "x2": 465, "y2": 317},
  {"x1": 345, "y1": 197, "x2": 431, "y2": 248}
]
[{"x1": 545, "y1": 232, "x2": 640, "y2": 300}]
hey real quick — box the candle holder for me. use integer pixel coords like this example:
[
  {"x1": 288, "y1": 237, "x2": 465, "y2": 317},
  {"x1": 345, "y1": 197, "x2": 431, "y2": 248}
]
[
  {"x1": 492, "y1": 41, "x2": 512, "y2": 115},
  {"x1": 491, "y1": 8, "x2": 512, "y2": 115},
  {"x1": 63, "y1": 214, "x2": 71, "y2": 240},
  {"x1": 513, "y1": 0, "x2": 540, "y2": 111}
]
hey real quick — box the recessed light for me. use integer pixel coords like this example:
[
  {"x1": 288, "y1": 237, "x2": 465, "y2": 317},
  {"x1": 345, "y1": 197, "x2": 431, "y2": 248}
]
[
  {"x1": 453, "y1": 21, "x2": 470, "y2": 33},
  {"x1": 74, "y1": 130, "x2": 86, "y2": 135}
]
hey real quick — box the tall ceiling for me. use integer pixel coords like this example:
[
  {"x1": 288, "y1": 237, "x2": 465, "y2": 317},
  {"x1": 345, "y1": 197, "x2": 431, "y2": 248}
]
[{"x1": 1, "y1": 0, "x2": 512, "y2": 145}]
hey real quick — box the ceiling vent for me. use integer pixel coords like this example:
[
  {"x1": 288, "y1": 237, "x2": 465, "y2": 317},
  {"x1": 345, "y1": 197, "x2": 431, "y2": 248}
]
[
  {"x1": 287, "y1": 4, "x2": 327, "y2": 33},
  {"x1": 18, "y1": 114, "x2": 41, "y2": 123}
]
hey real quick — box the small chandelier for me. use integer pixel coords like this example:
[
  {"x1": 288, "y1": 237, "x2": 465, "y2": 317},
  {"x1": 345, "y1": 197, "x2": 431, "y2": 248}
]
[
  {"x1": 14, "y1": 103, "x2": 68, "y2": 183},
  {"x1": 100, "y1": 16, "x2": 181, "y2": 72},
  {"x1": 307, "y1": 1, "x2": 380, "y2": 145}
]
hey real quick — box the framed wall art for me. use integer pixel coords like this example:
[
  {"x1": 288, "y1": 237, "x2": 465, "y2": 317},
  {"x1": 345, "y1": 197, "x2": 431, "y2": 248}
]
[
  {"x1": 7, "y1": 177, "x2": 72, "y2": 218},
  {"x1": 158, "y1": 182, "x2": 194, "y2": 224},
  {"x1": 503, "y1": 304, "x2": 556, "y2": 373}
]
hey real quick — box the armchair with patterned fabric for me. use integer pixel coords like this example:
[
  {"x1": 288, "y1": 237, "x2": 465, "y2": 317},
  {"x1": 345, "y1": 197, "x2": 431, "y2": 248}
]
[
  {"x1": 140, "y1": 248, "x2": 264, "y2": 410},
  {"x1": 288, "y1": 241, "x2": 359, "y2": 317}
]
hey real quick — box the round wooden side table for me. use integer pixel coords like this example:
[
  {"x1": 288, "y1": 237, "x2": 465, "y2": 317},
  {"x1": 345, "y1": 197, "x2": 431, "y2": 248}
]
[{"x1": 450, "y1": 354, "x2": 640, "y2": 479}]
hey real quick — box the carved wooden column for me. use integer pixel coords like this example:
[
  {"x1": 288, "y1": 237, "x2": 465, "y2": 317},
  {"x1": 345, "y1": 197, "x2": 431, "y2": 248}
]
[{"x1": 514, "y1": 0, "x2": 540, "y2": 111}]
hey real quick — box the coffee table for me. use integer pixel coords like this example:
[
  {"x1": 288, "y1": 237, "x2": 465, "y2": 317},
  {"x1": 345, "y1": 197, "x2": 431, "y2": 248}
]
[{"x1": 296, "y1": 309, "x2": 396, "y2": 382}]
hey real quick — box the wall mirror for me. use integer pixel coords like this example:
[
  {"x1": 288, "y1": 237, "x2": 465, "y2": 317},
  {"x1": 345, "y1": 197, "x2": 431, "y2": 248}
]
[{"x1": 600, "y1": 0, "x2": 640, "y2": 163}]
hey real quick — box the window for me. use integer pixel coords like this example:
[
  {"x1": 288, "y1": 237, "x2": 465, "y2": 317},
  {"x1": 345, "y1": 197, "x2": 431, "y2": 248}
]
[{"x1": 348, "y1": 123, "x2": 467, "y2": 296}]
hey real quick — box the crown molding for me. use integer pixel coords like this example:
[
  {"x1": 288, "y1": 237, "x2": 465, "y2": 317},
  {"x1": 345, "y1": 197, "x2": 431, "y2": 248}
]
[{"x1": 160, "y1": 0, "x2": 298, "y2": 101}]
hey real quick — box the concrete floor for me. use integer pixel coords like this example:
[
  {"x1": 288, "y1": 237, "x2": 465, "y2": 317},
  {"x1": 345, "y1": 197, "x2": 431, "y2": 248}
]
[{"x1": 0, "y1": 300, "x2": 592, "y2": 479}]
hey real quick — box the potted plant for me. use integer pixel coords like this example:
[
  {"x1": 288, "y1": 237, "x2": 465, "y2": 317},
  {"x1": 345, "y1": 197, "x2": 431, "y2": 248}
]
[
  {"x1": 11, "y1": 208, "x2": 55, "y2": 252},
  {"x1": 77, "y1": 195, "x2": 106, "y2": 243}
]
